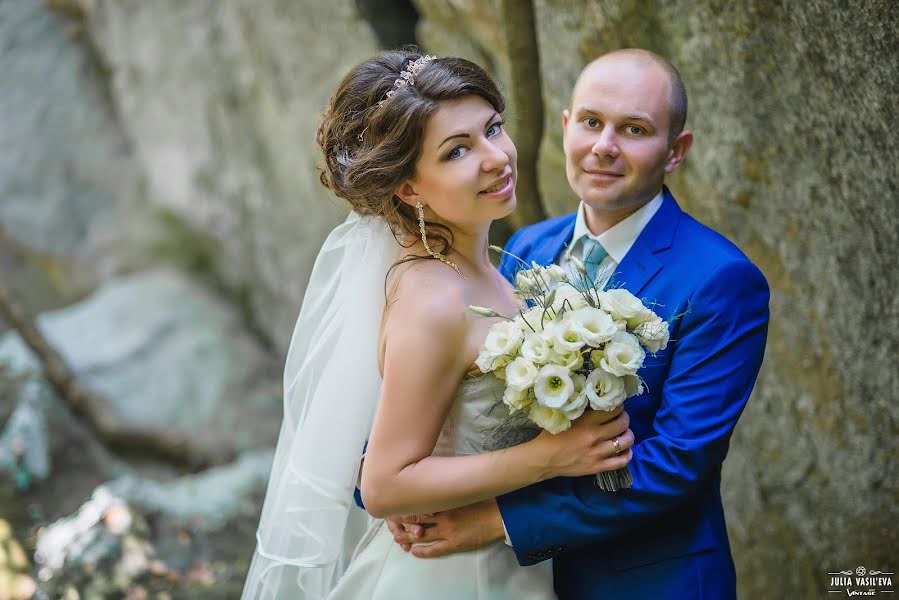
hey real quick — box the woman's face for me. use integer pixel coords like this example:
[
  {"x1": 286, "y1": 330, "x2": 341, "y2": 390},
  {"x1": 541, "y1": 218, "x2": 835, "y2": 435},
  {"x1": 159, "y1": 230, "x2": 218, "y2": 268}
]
[{"x1": 400, "y1": 95, "x2": 517, "y2": 229}]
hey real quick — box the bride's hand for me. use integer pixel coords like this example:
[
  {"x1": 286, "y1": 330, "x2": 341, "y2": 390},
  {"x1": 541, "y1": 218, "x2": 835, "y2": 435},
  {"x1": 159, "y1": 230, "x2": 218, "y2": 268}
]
[{"x1": 534, "y1": 407, "x2": 634, "y2": 479}]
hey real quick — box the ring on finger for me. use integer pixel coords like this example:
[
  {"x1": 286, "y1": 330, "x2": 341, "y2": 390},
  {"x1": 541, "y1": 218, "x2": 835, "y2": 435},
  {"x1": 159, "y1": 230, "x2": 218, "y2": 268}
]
[{"x1": 612, "y1": 437, "x2": 623, "y2": 455}]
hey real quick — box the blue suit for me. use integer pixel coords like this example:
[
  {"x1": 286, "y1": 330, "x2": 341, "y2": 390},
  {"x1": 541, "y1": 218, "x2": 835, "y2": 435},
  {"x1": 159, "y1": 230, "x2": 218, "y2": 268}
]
[{"x1": 496, "y1": 188, "x2": 769, "y2": 599}]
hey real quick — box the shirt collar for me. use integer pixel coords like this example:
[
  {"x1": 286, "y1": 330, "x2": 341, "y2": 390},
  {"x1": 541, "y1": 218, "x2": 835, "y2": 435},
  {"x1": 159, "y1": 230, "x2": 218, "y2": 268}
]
[{"x1": 570, "y1": 191, "x2": 664, "y2": 263}]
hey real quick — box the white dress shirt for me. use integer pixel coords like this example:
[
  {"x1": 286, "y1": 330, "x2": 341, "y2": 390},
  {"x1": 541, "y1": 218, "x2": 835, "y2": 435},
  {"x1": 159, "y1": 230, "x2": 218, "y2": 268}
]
[
  {"x1": 501, "y1": 190, "x2": 663, "y2": 547},
  {"x1": 558, "y1": 191, "x2": 664, "y2": 289}
]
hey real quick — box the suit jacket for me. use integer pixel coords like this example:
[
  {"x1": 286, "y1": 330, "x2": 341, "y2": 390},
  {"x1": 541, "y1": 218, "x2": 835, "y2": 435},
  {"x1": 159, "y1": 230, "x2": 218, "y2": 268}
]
[{"x1": 496, "y1": 188, "x2": 770, "y2": 599}]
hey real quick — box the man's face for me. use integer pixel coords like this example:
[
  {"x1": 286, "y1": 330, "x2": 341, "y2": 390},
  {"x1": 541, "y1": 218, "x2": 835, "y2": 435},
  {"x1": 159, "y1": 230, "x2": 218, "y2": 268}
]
[{"x1": 563, "y1": 57, "x2": 678, "y2": 221}]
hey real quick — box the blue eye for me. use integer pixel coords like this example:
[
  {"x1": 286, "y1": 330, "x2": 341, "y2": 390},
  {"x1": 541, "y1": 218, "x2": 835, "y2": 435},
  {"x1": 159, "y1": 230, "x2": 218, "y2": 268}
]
[
  {"x1": 447, "y1": 145, "x2": 469, "y2": 160},
  {"x1": 584, "y1": 118, "x2": 600, "y2": 128},
  {"x1": 625, "y1": 125, "x2": 644, "y2": 135},
  {"x1": 486, "y1": 121, "x2": 504, "y2": 137}
]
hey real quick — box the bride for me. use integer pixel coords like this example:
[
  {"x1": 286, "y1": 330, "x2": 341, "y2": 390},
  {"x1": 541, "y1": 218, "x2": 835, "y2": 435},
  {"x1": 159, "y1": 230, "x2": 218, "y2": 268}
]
[{"x1": 242, "y1": 49, "x2": 634, "y2": 599}]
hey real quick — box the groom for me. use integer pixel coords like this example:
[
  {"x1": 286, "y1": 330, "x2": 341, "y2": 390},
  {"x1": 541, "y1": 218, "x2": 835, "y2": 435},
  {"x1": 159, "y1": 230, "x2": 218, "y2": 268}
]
[{"x1": 388, "y1": 49, "x2": 770, "y2": 599}]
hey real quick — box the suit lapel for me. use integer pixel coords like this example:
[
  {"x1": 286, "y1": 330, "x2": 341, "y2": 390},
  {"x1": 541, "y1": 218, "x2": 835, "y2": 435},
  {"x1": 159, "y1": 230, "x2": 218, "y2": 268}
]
[
  {"x1": 534, "y1": 216, "x2": 576, "y2": 267},
  {"x1": 607, "y1": 187, "x2": 681, "y2": 296}
]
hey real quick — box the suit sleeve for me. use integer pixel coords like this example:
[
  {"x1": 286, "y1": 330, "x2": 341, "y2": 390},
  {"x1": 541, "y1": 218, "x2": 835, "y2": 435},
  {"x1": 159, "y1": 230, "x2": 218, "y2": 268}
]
[
  {"x1": 496, "y1": 259, "x2": 770, "y2": 564},
  {"x1": 354, "y1": 441, "x2": 368, "y2": 509},
  {"x1": 499, "y1": 229, "x2": 526, "y2": 283}
]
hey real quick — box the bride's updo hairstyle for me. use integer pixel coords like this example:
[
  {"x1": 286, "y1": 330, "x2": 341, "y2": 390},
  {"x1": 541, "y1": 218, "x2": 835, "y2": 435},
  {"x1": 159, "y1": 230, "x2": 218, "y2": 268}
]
[{"x1": 317, "y1": 48, "x2": 505, "y2": 256}]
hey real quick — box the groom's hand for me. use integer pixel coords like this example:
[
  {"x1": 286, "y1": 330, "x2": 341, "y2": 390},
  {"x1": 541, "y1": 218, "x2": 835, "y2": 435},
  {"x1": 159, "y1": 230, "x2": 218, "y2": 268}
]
[{"x1": 386, "y1": 499, "x2": 505, "y2": 558}]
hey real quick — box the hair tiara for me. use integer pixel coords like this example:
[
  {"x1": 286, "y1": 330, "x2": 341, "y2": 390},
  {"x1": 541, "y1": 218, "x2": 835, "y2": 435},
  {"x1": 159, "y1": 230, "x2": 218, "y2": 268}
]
[{"x1": 378, "y1": 55, "x2": 436, "y2": 107}]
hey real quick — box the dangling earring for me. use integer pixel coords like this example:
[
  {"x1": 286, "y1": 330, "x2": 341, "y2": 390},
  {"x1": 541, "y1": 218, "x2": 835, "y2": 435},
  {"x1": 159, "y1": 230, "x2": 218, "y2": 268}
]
[{"x1": 416, "y1": 202, "x2": 465, "y2": 278}]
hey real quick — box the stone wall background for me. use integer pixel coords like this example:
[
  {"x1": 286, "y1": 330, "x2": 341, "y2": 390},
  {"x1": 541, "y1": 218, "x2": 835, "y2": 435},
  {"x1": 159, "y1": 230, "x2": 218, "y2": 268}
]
[{"x1": 1, "y1": 0, "x2": 896, "y2": 597}]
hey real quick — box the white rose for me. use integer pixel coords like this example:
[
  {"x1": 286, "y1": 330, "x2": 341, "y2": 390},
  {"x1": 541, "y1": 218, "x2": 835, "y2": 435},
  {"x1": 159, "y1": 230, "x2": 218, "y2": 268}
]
[
  {"x1": 549, "y1": 317, "x2": 586, "y2": 353},
  {"x1": 551, "y1": 284, "x2": 589, "y2": 312},
  {"x1": 600, "y1": 331, "x2": 646, "y2": 376},
  {"x1": 528, "y1": 405, "x2": 571, "y2": 434},
  {"x1": 599, "y1": 288, "x2": 653, "y2": 327},
  {"x1": 633, "y1": 316, "x2": 670, "y2": 353},
  {"x1": 549, "y1": 347, "x2": 585, "y2": 371},
  {"x1": 505, "y1": 357, "x2": 539, "y2": 391},
  {"x1": 571, "y1": 306, "x2": 618, "y2": 347},
  {"x1": 624, "y1": 374, "x2": 645, "y2": 398},
  {"x1": 521, "y1": 332, "x2": 552, "y2": 364},
  {"x1": 533, "y1": 364, "x2": 575, "y2": 409},
  {"x1": 584, "y1": 368, "x2": 627, "y2": 411},
  {"x1": 503, "y1": 386, "x2": 533, "y2": 412}
]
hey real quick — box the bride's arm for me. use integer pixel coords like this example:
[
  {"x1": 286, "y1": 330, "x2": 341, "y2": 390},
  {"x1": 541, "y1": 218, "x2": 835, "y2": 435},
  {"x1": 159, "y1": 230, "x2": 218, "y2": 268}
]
[{"x1": 360, "y1": 271, "x2": 632, "y2": 519}]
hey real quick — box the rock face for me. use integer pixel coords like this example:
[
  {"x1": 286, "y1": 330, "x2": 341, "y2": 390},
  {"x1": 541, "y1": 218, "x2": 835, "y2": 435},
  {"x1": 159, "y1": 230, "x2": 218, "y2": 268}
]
[
  {"x1": 0, "y1": 0, "x2": 136, "y2": 310},
  {"x1": 82, "y1": 0, "x2": 381, "y2": 353}
]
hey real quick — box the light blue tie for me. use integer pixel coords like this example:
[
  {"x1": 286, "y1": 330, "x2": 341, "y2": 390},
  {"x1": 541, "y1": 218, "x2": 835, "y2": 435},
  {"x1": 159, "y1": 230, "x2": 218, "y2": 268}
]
[{"x1": 579, "y1": 237, "x2": 608, "y2": 285}]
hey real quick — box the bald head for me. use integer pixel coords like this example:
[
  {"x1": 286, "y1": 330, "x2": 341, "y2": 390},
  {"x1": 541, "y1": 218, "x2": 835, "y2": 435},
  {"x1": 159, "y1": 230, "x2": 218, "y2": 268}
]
[{"x1": 574, "y1": 49, "x2": 688, "y2": 144}]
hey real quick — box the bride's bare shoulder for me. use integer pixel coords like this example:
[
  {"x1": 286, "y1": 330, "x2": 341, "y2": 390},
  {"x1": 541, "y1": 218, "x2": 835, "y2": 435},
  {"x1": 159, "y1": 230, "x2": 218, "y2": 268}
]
[{"x1": 385, "y1": 259, "x2": 469, "y2": 336}]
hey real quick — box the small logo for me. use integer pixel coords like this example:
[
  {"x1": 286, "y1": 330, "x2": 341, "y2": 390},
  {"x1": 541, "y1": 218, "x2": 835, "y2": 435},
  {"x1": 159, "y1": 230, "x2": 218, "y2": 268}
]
[{"x1": 827, "y1": 565, "x2": 894, "y2": 596}]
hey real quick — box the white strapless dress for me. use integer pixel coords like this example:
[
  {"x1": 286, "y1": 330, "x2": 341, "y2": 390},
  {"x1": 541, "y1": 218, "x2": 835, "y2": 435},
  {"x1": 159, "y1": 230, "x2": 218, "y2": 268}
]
[{"x1": 328, "y1": 373, "x2": 556, "y2": 600}]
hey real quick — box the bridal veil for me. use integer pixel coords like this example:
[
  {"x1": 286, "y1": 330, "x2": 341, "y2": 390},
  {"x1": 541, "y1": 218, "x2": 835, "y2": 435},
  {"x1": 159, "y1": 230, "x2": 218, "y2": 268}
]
[{"x1": 243, "y1": 212, "x2": 397, "y2": 599}]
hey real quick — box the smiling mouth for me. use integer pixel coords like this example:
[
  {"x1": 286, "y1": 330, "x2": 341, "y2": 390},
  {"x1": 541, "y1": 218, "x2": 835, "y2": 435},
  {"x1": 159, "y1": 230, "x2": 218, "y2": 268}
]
[{"x1": 481, "y1": 175, "x2": 512, "y2": 193}]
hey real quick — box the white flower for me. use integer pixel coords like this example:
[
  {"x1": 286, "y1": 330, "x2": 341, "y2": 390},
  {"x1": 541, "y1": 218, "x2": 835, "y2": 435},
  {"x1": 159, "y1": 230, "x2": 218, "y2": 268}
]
[
  {"x1": 521, "y1": 332, "x2": 552, "y2": 364},
  {"x1": 505, "y1": 357, "x2": 539, "y2": 391},
  {"x1": 503, "y1": 386, "x2": 533, "y2": 412},
  {"x1": 545, "y1": 264, "x2": 568, "y2": 282},
  {"x1": 549, "y1": 317, "x2": 586, "y2": 353},
  {"x1": 517, "y1": 306, "x2": 551, "y2": 333},
  {"x1": 468, "y1": 305, "x2": 503, "y2": 318},
  {"x1": 549, "y1": 347, "x2": 585, "y2": 371},
  {"x1": 486, "y1": 321, "x2": 524, "y2": 354},
  {"x1": 515, "y1": 269, "x2": 544, "y2": 294},
  {"x1": 624, "y1": 374, "x2": 645, "y2": 398},
  {"x1": 475, "y1": 321, "x2": 524, "y2": 372},
  {"x1": 599, "y1": 288, "x2": 653, "y2": 327},
  {"x1": 633, "y1": 316, "x2": 670, "y2": 353},
  {"x1": 571, "y1": 306, "x2": 618, "y2": 347},
  {"x1": 528, "y1": 405, "x2": 571, "y2": 434},
  {"x1": 599, "y1": 331, "x2": 646, "y2": 376},
  {"x1": 551, "y1": 284, "x2": 590, "y2": 312},
  {"x1": 476, "y1": 350, "x2": 511, "y2": 373},
  {"x1": 563, "y1": 374, "x2": 589, "y2": 420},
  {"x1": 584, "y1": 369, "x2": 627, "y2": 411},
  {"x1": 569, "y1": 254, "x2": 587, "y2": 275},
  {"x1": 533, "y1": 364, "x2": 575, "y2": 409}
]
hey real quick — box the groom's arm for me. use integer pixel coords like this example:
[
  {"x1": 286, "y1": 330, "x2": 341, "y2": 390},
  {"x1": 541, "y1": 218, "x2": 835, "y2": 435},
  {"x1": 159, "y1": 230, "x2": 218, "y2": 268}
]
[{"x1": 497, "y1": 259, "x2": 769, "y2": 564}]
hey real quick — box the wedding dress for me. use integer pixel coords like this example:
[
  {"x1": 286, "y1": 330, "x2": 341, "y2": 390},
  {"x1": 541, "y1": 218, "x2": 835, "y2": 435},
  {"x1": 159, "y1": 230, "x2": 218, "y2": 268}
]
[
  {"x1": 243, "y1": 212, "x2": 554, "y2": 599},
  {"x1": 328, "y1": 372, "x2": 556, "y2": 600}
]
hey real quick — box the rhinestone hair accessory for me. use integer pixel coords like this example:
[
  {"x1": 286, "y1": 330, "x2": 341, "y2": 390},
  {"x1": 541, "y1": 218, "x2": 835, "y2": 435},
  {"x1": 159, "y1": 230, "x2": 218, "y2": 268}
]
[{"x1": 378, "y1": 55, "x2": 436, "y2": 107}]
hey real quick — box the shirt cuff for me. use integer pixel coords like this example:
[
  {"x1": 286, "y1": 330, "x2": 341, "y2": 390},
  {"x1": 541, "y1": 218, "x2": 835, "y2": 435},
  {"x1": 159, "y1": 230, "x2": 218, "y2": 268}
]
[
  {"x1": 501, "y1": 514, "x2": 513, "y2": 547},
  {"x1": 356, "y1": 454, "x2": 365, "y2": 488}
]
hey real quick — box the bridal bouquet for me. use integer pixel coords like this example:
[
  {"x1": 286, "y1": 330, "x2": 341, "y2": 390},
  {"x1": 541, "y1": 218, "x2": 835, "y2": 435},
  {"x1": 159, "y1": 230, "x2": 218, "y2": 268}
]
[{"x1": 469, "y1": 248, "x2": 670, "y2": 491}]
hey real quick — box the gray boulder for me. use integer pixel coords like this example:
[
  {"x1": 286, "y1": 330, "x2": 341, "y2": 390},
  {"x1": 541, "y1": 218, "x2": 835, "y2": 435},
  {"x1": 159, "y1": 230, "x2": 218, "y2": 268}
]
[{"x1": 0, "y1": 268, "x2": 281, "y2": 453}]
